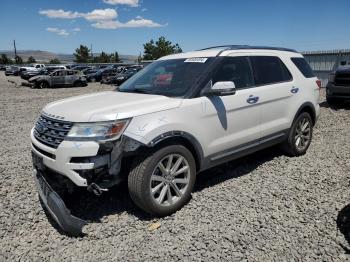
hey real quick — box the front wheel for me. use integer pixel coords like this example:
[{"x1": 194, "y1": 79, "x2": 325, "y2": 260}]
[
  {"x1": 282, "y1": 112, "x2": 313, "y2": 156},
  {"x1": 39, "y1": 81, "x2": 49, "y2": 89},
  {"x1": 128, "y1": 145, "x2": 196, "y2": 216}
]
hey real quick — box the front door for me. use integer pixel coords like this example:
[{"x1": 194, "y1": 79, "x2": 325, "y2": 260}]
[
  {"x1": 199, "y1": 56, "x2": 262, "y2": 157},
  {"x1": 51, "y1": 70, "x2": 66, "y2": 86}
]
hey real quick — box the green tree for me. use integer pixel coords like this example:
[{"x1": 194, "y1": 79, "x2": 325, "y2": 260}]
[
  {"x1": 114, "y1": 52, "x2": 121, "y2": 63},
  {"x1": 15, "y1": 55, "x2": 23, "y2": 64},
  {"x1": 0, "y1": 54, "x2": 11, "y2": 64},
  {"x1": 74, "y1": 45, "x2": 91, "y2": 63},
  {"x1": 27, "y1": 56, "x2": 36, "y2": 64},
  {"x1": 49, "y1": 58, "x2": 61, "y2": 64},
  {"x1": 99, "y1": 52, "x2": 111, "y2": 63},
  {"x1": 143, "y1": 36, "x2": 182, "y2": 60}
]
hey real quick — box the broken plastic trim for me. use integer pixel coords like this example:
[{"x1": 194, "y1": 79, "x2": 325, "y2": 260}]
[{"x1": 34, "y1": 169, "x2": 86, "y2": 236}]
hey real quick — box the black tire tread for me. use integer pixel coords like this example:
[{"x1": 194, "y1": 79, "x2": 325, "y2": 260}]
[{"x1": 128, "y1": 144, "x2": 196, "y2": 216}]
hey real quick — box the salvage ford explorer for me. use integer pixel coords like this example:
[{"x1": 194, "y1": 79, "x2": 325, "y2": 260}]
[{"x1": 31, "y1": 45, "x2": 320, "y2": 235}]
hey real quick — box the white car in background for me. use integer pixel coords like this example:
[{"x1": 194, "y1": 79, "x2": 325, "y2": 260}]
[
  {"x1": 30, "y1": 45, "x2": 320, "y2": 235},
  {"x1": 20, "y1": 63, "x2": 46, "y2": 72}
]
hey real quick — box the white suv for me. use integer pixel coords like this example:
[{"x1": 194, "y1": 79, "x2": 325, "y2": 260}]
[{"x1": 31, "y1": 45, "x2": 320, "y2": 235}]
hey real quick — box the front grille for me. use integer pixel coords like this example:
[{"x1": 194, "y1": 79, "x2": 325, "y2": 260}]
[
  {"x1": 33, "y1": 115, "x2": 72, "y2": 148},
  {"x1": 335, "y1": 73, "x2": 350, "y2": 87}
]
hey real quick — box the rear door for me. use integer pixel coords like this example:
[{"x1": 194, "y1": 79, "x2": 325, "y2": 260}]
[
  {"x1": 249, "y1": 55, "x2": 295, "y2": 139},
  {"x1": 65, "y1": 70, "x2": 76, "y2": 86}
]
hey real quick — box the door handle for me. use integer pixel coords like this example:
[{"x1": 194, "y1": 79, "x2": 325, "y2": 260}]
[
  {"x1": 247, "y1": 95, "x2": 259, "y2": 104},
  {"x1": 291, "y1": 87, "x2": 299, "y2": 94}
]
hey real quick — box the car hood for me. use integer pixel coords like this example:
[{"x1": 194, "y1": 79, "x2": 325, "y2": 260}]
[
  {"x1": 29, "y1": 75, "x2": 45, "y2": 82},
  {"x1": 336, "y1": 66, "x2": 350, "y2": 73},
  {"x1": 42, "y1": 91, "x2": 183, "y2": 122}
]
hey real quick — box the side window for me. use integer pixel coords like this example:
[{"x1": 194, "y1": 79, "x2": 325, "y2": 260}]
[
  {"x1": 212, "y1": 57, "x2": 254, "y2": 89},
  {"x1": 57, "y1": 70, "x2": 66, "y2": 76},
  {"x1": 291, "y1": 57, "x2": 315, "y2": 78},
  {"x1": 67, "y1": 71, "x2": 75, "y2": 75},
  {"x1": 251, "y1": 56, "x2": 292, "y2": 86}
]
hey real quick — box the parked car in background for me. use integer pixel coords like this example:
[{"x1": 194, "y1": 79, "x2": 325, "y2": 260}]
[
  {"x1": 102, "y1": 68, "x2": 141, "y2": 85},
  {"x1": 0, "y1": 65, "x2": 6, "y2": 71},
  {"x1": 81, "y1": 68, "x2": 98, "y2": 75},
  {"x1": 70, "y1": 65, "x2": 92, "y2": 71},
  {"x1": 327, "y1": 66, "x2": 350, "y2": 104},
  {"x1": 86, "y1": 67, "x2": 118, "y2": 82},
  {"x1": 5, "y1": 66, "x2": 19, "y2": 76},
  {"x1": 21, "y1": 69, "x2": 48, "y2": 80},
  {"x1": 20, "y1": 64, "x2": 46, "y2": 72},
  {"x1": 46, "y1": 66, "x2": 67, "y2": 73},
  {"x1": 28, "y1": 69, "x2": 87, "y2": 88},
  {"x1": 30, "y1": 45, "x2": 320, "y2": 235}
]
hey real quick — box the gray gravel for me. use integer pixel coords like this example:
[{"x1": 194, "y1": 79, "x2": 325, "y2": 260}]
[{"x1": 1, "y1": 72, "x2": 350, "y2": 261}]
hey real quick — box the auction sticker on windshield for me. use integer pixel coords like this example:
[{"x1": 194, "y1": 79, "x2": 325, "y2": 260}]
[{"x1": 184, "y1": 58, "x2": 208, "y2": 63}]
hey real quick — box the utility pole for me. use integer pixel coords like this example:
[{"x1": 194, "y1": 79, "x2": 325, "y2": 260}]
[{"x1": 13, "y1": 40, "x2": 17, "y2": 58}]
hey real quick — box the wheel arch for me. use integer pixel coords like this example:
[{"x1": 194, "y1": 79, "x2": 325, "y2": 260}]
[
  {"x1": 147, "y1": 131, "x2": 204, "y2": 172},
  {"x1": 294, "y1": 102, "x2": 316, "y2": 126},
  {"x1": 38, "y1": 80, "x2": 50, "y2": 88}
]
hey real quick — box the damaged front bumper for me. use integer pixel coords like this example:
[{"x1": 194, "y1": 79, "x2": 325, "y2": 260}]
[
  {"x1": 31, "y1": 131, "x2": 144, "y2": 235},
  {"x1": 34, "y1": 168, "x2": 87, "y2": 236}
]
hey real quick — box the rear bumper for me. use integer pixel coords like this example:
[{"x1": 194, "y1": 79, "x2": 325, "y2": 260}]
[
  {"x1": 34, "y1": 168, "x2": 86, "y2": 236},
  {"x1": 326, "y1": 83, "x2": 350, "y2": 98}
]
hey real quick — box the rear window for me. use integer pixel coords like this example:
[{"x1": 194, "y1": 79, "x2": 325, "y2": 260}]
[
  {"x1": 251, "y1": 56, "x2": 292, "y2": 86},
  {"x1": 291, "y1": 57, "x2": 315, "y2": 78}
]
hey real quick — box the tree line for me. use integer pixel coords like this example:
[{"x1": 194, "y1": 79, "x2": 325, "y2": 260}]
[
  {"x1": 0, "y1": 36, "x2": 182, "y2": 65},
  {"x1": 0, "y1": 54, "x2": 61, "y2": 65}
]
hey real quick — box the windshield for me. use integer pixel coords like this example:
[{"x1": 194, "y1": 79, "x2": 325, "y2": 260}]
[{"x1": 118, "y1": 58, "x2": 214, "y2": 97}]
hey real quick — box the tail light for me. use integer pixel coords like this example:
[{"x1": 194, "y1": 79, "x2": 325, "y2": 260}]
[{"x1": 316, "y1": 79, "x2": 321, "y2": 89}]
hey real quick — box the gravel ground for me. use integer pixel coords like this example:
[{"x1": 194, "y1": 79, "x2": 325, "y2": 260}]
[{"x1": 1, "y1": 72, "x2": 350, "y2": 261}]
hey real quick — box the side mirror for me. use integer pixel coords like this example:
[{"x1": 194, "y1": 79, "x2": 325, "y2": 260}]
[{"x1": 202, "y1": 81, "x2": 236, "y2": 96}]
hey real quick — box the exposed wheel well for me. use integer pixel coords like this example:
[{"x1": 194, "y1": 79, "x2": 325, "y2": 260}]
[
  {"x1": 39, "y1": 80, "x2": 49, "y2": 87},
  {"x1": 296, "y1": 104, "x2": 316, "y2": 126},
  {"x1": 151, "y1": 136, "x2": 201, "y2": 172}
]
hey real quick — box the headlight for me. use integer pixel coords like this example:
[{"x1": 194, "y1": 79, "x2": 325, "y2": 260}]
[
  {"x1": 328, "y1": 73, "x2": 335, "y2": 83},
  {"x1": 117, "y1": 76, "x2": 125, "y2": 80},
  {"x1": 66, "y1": 119, "x2": 130, "y2": 140}
]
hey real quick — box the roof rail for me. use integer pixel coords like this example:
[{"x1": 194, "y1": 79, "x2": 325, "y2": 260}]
[{"x1": 199, "y1": 45, "x2": 297, "y2": 53}]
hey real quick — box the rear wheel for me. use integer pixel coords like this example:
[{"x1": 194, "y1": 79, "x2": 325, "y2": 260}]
[
  {"x1": 128, "y1": 145, "x2": 196, "y2": 216},
  {"x1": 73, "y1": 81, "x2": 83, "y2": 87},
  {"x1": 282, "y1": 112, "x2": 313, "y2": 156}
]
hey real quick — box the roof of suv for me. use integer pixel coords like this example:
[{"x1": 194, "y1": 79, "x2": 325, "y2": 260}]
[{"x1": 159, "y1": 45, "x2": 301, "y2": 60}]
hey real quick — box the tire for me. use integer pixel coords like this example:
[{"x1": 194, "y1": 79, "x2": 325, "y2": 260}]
[
  {"x1": 128, "y1": 145, "x2": 196, "y2": 216},
  {"x1": 73, "y1": 81, "x2": 83, "y2": 87},
  {"x1": 282, "y1": 112, "x2": 313, "y2": 157},
  {"x1": 39, "y1": 81, "x2": 49, "y2": 89}
]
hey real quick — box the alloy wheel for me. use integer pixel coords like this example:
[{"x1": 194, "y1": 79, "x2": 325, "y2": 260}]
[
  {"x1": 294, "y1": 117, "x2": 311, "y2": 151},
  {"x1": 150, "y1": 154, "x2": 190, "y2": 206}
]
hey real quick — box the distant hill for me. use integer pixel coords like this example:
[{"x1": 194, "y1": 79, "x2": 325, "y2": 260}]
[{"x1": 0, "y1": 50, "x2": 138, "y2": 64}]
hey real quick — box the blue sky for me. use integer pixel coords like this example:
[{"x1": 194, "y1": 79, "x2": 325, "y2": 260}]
[{"x1": 0, "y1": 0, "x2": 349, "y2": 55}]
